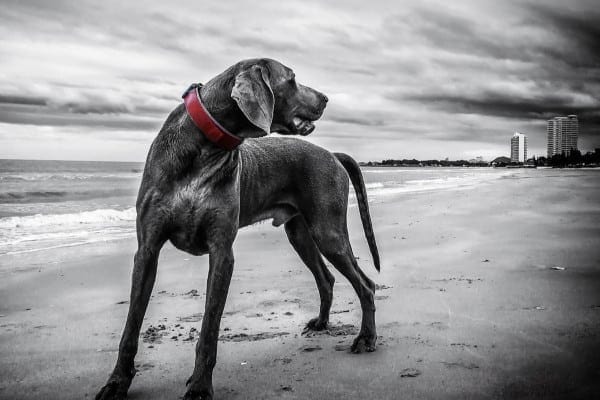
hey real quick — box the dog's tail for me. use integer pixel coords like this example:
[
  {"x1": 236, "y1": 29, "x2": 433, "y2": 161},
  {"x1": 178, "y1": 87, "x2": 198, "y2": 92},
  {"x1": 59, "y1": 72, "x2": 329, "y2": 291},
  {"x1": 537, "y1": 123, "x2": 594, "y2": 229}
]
[{"x1": 334, "y1": 152, "x2": 381, "y2": 272}]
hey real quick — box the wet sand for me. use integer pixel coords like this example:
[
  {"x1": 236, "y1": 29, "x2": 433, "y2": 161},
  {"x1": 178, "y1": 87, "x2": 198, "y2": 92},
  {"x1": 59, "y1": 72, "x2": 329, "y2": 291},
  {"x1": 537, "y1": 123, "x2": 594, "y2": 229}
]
[{"x1": 1, "y1": 169, "x2": 599, "y2": 399}]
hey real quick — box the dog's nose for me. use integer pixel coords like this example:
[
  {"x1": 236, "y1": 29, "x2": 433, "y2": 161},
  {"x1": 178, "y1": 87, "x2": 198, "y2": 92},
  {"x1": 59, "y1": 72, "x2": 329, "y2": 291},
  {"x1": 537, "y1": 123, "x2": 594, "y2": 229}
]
[{"x1": 322, "y1": 94, "x2": 328, "y2": 103}]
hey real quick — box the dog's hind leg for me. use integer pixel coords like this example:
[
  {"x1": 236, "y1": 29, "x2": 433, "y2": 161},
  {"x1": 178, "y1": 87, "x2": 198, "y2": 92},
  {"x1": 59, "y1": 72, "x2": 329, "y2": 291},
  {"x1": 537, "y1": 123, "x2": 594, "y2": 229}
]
[
  {"x1": 285, "y1": 215, "x2": 335, "y2": 331},
  {"x1": 96, "y1": 225, "x2": 165, "y2": 400},
  {"x1": 184, "y1": 243, "x2": 235, "y2": 400},
  {"x1": 310, "y1": 222, "x2": 377, "y2": 353}
]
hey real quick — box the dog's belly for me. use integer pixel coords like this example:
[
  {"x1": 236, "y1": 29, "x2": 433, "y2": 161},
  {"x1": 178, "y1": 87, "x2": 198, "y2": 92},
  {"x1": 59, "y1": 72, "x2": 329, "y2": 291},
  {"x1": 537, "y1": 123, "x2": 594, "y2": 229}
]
[{"x1": 240, "y1": 203, "x2": 298, "y2": 228}]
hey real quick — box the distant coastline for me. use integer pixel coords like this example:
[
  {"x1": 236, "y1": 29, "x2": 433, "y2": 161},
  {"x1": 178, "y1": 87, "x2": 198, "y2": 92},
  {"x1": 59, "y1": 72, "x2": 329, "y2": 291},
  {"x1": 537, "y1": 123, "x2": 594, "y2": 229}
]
[{"x1": 360, "y1": 149, "x2": 600, "y2": 168}]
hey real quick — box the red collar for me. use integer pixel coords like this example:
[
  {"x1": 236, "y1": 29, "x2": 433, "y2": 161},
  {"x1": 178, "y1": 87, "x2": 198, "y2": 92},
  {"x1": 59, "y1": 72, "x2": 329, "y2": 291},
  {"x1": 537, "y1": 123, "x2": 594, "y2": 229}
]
[{"x1": 182, "y1": 84, "x2": 242, "y2": 150}]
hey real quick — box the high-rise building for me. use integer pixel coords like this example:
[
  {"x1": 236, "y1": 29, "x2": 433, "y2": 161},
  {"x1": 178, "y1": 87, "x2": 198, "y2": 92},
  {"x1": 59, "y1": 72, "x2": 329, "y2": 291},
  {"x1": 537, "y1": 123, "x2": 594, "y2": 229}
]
[
  {"x1": 547, "y1": 115, "x2": 578, "y2": 157},
  {"x1": 511, "y1": 132, "x2": 527, "y2": 163}
]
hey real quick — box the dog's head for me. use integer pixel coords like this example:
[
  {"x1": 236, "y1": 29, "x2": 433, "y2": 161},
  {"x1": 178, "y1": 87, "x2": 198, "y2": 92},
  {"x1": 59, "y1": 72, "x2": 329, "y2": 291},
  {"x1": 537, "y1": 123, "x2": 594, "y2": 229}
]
[{"x1": 225, "y1": 59, "x2": 328, "y2": 137}]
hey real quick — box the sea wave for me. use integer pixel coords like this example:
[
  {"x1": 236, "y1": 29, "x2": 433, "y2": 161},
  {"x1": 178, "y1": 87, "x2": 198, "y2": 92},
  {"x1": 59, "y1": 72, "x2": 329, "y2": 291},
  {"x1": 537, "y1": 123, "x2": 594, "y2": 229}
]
[
  {"x1": 0, "y1": 191, "x2": 68, "y2": 200},
  {"x1": 0, "y1": 207, "x2": 137, "y2": 229},
  {"x1": 0, "y1": 172, "x2": 141, "y2": 181},
  {"x1": 0, "y1": 188, "x2": 137, "y2": 203},
  {"x1": 361, "y1": 168, "x2": 474, "y2": 174},
  {"x1": 0, "y1": 228, "x2": 136, "y2": 255},
  {"x1": 0, "y1": 207, "x2": 137, "y2": 255},
  {"x1": 361, "y1": 171, "x2": 514, "y2": 197},
  {"x1": 365, "y1": 182, "x2": 385, "y2": 189}
]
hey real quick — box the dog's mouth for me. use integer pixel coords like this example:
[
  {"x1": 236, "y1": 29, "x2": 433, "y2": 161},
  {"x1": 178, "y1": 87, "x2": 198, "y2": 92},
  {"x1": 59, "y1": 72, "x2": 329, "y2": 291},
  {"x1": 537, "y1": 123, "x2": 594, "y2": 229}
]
[
  {"x1": 292, "y1": 116, "x2": 316, "y2": 136},
  {"x1": 272, "y1": 108, "x2": 323, "y2": 136}
]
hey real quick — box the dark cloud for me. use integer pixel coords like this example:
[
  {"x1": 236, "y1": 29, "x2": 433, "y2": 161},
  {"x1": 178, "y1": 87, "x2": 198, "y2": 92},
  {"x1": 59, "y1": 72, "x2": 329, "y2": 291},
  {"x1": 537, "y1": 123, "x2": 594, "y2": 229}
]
[
  {"x1": 0, "y1": 95, "x2": 47, "y2": 106},
  {"x1": 0, "y1": 80, "x2": 178, "y2": 128},
  {"x1": 523, "y1": 2, "x2": 600, "y2": 69},
  {"x1": 386, "y1": 2, "x2": 600, "y2": 70},
  {"x1": 402, "y1": 90, "x2": 600, "y2": 137},
  {"x1": 0, "y1": 104, "x2": 163, "y2": 131},
  {"x1": 401, "y1": 90, "x2": 596, "y2": 120}
]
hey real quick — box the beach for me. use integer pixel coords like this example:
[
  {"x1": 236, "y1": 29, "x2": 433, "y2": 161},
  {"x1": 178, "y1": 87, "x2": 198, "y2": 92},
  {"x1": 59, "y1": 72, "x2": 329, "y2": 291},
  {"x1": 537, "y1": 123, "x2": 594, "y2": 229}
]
[{"x1": 1, "y1": 166, "x2": 599, "y2": 399}]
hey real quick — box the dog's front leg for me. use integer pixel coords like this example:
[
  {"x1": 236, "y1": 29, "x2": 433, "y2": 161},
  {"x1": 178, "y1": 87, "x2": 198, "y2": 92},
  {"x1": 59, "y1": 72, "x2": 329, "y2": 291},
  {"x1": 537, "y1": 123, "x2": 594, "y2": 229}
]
[
  {"x1": 96, "y1": 240, "x2": 163, "y2": 400},
  {"x1": 184, "y1": 245, "x2": 235, "y2": 400}
]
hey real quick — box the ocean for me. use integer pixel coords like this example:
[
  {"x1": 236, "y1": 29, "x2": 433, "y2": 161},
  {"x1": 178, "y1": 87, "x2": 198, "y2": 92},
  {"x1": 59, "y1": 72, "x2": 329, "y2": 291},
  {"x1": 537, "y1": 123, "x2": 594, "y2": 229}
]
[
  {"x1": 0, "y1": 159, "x2": 519, "y2": 256},
  {"x1": 0, "y1": 159, "x2": 142, "y2": 255}
]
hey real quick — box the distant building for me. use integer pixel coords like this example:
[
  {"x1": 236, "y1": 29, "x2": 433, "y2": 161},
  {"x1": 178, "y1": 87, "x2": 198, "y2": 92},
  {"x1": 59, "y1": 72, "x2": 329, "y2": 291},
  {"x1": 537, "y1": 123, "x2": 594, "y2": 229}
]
[
  {"x1": 511, "y1": 132, "x2": 527, "y2": 163},
  {"x1": 547, "y1": 115, "x2": 578, "y2": 157}
]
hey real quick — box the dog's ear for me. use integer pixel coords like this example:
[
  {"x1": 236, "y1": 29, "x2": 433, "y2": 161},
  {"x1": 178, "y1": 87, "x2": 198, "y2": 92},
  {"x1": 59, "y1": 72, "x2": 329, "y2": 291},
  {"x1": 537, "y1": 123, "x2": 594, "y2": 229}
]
[{"x1": 231, "y1": 65, "x2": 274, "y2": 135}]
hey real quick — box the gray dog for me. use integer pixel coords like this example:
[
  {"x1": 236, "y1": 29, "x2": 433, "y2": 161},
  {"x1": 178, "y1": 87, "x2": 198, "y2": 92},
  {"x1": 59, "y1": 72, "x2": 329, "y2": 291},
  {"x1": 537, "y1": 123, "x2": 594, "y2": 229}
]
[{"x1": 96, "y1": 58, "x2": 380, "y2": 400}]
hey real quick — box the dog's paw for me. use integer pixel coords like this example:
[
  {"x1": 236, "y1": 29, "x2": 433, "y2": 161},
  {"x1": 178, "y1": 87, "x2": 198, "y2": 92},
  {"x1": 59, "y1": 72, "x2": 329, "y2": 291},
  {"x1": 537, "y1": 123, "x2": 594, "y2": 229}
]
[
  {"x1": 95, "y1": 381, "x2": 127, "y2": 400},
  {"x1": 304, "y1": 317, "x2": 329, "y2": 332},
  {"x1": 183, "y1": 379, "x2": 213, "y2": 400},
  {"x1": 182, "y1": 387, "x2": 213, "y2": 400},
  {"x1": 351, "y1": 334, "x2": 377, "y2": 353}
]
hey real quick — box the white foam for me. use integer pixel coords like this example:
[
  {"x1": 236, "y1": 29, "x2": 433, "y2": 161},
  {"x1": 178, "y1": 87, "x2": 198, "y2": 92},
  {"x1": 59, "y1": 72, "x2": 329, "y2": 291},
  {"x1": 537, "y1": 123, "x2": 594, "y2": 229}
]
[
  {"x1": 0, "y1": 172, "x2": 141, "y2": 181},
  {"x1": 0, "y1": 207, "x2": 136, "y2": 229},
  {"x1": 361, "y1": 170, "x2": 511, "y2": 198},
  {"x1": 0, "y1": 207, "x2": 137, "y2": 255},
  {"x1": 361, "y1": 168, "x2": 478, "y2": 174},
  {"x1": 365, "y1": 182, "x2": 385, "y2": 189},
  {"x1": 2, "y1": 231, "x2": 135, "y2": 255}
]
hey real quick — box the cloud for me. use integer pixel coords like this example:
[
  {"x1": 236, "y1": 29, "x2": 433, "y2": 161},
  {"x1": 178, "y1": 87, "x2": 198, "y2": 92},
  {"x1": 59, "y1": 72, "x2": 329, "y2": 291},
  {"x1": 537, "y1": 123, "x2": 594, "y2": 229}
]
[
  {"x1": 0, "y1": 104, "x2": 163, "y2": 132},
  {"x1": 0, "y1": 95, "x2": 47, "y2": 106},
  {"x1": 0, "y1": 0, "x2": 599, "y2": 161},
  {"x1": 377, "y1": 1, "x2": 600, "y2": 145},
  {"x1": 400, "y1": 85, "x2": 600, "y2": 122},
  {"x1": 523, "y1": 2, "x2": 600, "y2": 69}
]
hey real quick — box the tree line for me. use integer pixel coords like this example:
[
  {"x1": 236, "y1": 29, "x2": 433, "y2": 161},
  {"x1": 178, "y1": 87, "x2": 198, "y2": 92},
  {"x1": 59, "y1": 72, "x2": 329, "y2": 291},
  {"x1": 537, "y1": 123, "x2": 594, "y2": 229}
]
[
  {"x1": 363, "y1": 149, "x2": 600, "y2": 168},
  {"x1": 541, "y1": 149, "x2": 600, "y2": 167}
]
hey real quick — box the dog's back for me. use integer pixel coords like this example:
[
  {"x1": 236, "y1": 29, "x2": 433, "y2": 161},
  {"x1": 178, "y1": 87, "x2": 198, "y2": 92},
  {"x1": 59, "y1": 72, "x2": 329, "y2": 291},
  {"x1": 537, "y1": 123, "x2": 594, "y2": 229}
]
[{"x1": 238, "y1": 137, "x2": 348, "y2": 225}]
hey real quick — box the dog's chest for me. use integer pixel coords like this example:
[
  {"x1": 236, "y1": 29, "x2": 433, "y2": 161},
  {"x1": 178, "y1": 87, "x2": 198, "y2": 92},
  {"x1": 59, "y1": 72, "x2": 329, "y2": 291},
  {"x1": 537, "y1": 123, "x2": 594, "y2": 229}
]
[{"x1": 166, "y1": 170, "x2": 241, "y2": 255}]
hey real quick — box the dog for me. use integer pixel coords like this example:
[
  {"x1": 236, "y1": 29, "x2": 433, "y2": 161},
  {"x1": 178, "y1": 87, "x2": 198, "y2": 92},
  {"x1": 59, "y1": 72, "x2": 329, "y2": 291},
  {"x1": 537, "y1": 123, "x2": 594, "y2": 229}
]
[{"x1": 96, "y1": 58, "x2": 380, "y2": 400}]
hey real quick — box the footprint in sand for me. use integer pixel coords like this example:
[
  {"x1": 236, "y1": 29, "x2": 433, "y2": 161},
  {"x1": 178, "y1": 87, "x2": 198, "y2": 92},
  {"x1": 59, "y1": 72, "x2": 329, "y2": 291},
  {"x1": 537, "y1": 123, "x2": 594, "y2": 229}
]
[
  {"x1": 330, "y1": 309, "x2": 350, "y2": 314},
  {"x1": 441, "y1": 361, "x2": 479, "y2": 370},
  {"x1": 142, "y1": 324, "x2": 169, "y2": 344},
  {"x1": 450, "y1": 343, "x2": 479, "y2": 349},
  {"x1": 428, "y1": 321, "x2": 449, "y2": 330},
  {"x1": 135, "y1": 363, "x2": 155, "y2": 373},
  {"x1": 219, "y1": 331, "x2": 290, "y2": 342},
  {"x1": 245, "y1": 313, "x2": 263, "y2": 318},
  {"x1": 300, "y1": 345, "x2": 322, "y2": 352},
  {"x1": 334, "y1": 344, "x2": 352, "y2": 352},
  {"x1": 177, "y1": 313, "x2": 203, "y2": 322},
  {"x1": 399, "y1": 368, "x2": 422, "y2": 378}
]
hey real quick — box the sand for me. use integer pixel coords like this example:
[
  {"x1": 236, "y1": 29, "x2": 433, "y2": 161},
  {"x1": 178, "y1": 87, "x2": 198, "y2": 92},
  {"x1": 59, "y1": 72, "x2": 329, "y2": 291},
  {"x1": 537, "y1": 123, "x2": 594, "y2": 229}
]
[{"x1": 1, "y1": 169, "x2": 599, "y2": 399}]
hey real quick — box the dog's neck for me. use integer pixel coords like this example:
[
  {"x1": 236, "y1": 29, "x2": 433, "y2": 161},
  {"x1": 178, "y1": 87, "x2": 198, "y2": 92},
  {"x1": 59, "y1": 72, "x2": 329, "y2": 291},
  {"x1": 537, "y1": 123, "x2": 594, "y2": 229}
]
[
  {"x1": 170, "y1": 82, "x2": 247, "y2": 169},
  {"x1": 164, "y1": 72, "x2": 263, "y2": 175},
  {"x1": 165, "y1": 109, "x2": 240, "y2": 180}
]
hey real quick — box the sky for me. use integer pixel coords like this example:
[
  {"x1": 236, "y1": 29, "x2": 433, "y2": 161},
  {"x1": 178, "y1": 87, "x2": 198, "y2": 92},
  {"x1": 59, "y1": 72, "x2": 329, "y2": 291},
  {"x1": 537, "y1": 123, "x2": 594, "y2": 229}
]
[{"x1": 1, "y1": 0, "x2": 599, "y2": 162}]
